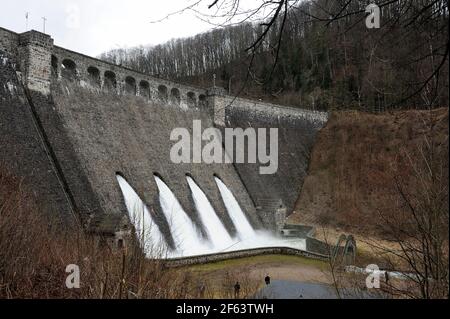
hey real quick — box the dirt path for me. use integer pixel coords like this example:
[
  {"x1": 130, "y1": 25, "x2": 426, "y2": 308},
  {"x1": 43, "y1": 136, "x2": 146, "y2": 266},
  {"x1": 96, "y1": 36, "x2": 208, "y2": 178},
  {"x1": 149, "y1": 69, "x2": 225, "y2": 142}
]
[
  {"x1": 182, "y1": 254, "x2": 332, "y2": 298},
  {"x1": 246, "y1": 263, "x2": 329, "y2": 283}
]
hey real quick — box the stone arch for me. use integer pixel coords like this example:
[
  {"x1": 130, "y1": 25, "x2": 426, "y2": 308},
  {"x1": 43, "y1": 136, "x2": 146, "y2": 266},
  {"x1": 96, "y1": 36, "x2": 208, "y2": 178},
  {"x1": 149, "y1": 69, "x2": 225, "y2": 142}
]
[
  {"x1": 116, "y1": 171, "x2": 125, "y2": 179},
  {"x1": 61, "y1": 58, "x2": 77, "y2": 81},
  {"x1": 125, "y1": 76, "x2": 136, "y2": 95},
  {"x1": 187, "y1": 92, "x2": 197, "y2": 108},
  {"x1": 344, "y1": 235, "x2": 357, "y2": 265},
  {"x1": 185, "y1": 173, "x2": 193, "y2": 178},
  {"x1": 87, "y1": 66, "x2": 101, "y2": 88},
  {"x1": 139, "y1": 80, "x2": 150, "y2": 99},
  {"x1": 332, "y1": 234, "x2": 347, "y2": 261},
  {"x1": 104, "y1": 71, "x2": 117, "y2": 92},
  {"x1": 170, "y1": 88, "x2": 181, "y2": 105},
  {"x1": 158, "y1": 85, "x2": 168, "y2": 102},
  {"x1": 51, "y1": 55, "x2": 58, "y2": 78},
  {"x1": 199, "y1": 94, "x2": 207, "y2": 108}
]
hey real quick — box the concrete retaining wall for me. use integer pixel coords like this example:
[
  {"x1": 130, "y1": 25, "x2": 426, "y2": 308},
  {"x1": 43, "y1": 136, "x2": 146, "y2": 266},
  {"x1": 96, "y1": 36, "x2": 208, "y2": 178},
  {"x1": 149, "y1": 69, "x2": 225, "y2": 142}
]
[{"x1": 162, "y1": 246, "x2": 328, "y2": 267}]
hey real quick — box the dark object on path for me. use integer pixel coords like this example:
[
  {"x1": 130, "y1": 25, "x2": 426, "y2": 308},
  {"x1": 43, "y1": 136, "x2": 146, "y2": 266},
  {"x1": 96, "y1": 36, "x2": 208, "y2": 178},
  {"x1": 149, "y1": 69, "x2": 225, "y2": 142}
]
[
  {"x1": 265, "y1": 275, "x2": 271, "y2": 285},
  {"x1": 234, "y1": 282, "x2": 241, "y2": 299},
  {"x1": 198, "y1": 282, "x2": 206, "y2": 298}
]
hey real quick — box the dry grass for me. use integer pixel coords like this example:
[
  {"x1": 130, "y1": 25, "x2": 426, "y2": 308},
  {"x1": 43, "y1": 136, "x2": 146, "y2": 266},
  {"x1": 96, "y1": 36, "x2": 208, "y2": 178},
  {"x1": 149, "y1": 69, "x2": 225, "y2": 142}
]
[
  {"x1": 0, "y1": 169, "x2": 199, "y2": 299},
  {"x1": 184, "y1": 254, "x2": 331, "y2": 298},
  {"x1": 290, "y1": 108, "x2": 449, "y2": 237},
  {"x1": 288, "y1": 108, "x2": 449, "y2": 298},
  {"x1": 188, "y1": 254, "x2": 327, "y2": 272}
]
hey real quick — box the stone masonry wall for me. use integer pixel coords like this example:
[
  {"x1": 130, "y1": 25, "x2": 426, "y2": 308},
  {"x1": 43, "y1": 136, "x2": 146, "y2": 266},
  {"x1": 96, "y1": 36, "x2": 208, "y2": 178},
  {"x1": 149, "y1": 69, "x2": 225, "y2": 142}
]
[
  {"x1": 17, "y1": 31, "x2": 53, "y2": 95},
  {"x1": 0, "y1": 26, "x2": 329, "y2": 242},
  {"x1": 49, "y1": 79, "x2": 262, "y2": 241},
  {"x1": 164, "y1": 246, "x2": 328, "y2": 267},
  {"x1": 1, "y1": 28, "x2": 209, "y2": 108},
  {"x1": 212, "y1": 94, "x2": 328, "y2": 225},
  {"x1": 0, "y1": 49, "x2": 75, "y2": 224},
  {"x1": 213, "y1": 94, "x2": 328, "y2": 127},
  {"x1": 51, "y1": 46, "x2": 207, "y2": 110},
  {"x1": 0, "y1": 27, "x2": 19, "y2": 56},
  {"x1": 0, "y1": 28, "x2": 263, "y2": 241}
]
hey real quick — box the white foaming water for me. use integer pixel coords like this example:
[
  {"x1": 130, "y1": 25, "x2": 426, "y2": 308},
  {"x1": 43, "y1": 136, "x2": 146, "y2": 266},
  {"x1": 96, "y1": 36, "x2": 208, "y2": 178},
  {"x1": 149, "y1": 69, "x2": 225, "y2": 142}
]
[
  {"x1": 154, "y1": 176, "x2": 210, "y2": 257},
  {"x1": 186, "y1": 176, "x2": 235, "y2": 250},
  {"x1": 116, "y1": 175, "x2": 167, "y2": 258},
  {"x1": 118, "y1": 174, "x2": 305, "y2": 259},
  {"x1": 215, "y1": 177, "x2": 256, "y2": 239},
  {"x1": 214, "y1": 178, "x2": 306, "y2": 252},
  {"x1": 225, "y1": 230, "x2": 306, "y2": 252}
]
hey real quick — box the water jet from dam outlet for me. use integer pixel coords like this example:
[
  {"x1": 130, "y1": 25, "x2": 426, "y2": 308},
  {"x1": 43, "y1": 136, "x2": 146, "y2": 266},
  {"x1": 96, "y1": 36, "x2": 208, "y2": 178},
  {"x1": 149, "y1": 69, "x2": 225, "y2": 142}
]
[
  {"x1": 186, "y1": 176, "x2": 234, "y2": 249},
  {"x1": 117, "y1": 174, "x2": 305, "y2": 259},
  {"x1": 116, "y1": 175, "x2": 169, "y2": 257}
]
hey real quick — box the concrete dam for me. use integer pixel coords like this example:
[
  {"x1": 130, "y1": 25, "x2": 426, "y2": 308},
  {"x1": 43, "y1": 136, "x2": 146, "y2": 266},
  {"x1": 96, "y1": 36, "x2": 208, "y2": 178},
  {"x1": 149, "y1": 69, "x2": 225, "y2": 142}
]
[{"x1": 0, "y1": 27, "x2": 328, "y2": 258}]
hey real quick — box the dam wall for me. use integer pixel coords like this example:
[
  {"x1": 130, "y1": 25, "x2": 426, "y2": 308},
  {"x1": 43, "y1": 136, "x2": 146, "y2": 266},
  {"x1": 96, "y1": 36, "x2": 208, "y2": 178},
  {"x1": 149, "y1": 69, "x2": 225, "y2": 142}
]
[
  {"x1": 50, "y1": 45, "x2": 208, "y2": 110},
  {"x1": 0, "y1": 26, "x2": 328, "y2": 248},
  {"x1": 48, "y1": 79, "x2": 261, "y2": 243},
  {"x1": 0, "y1": 50, "x2": 76, "y2": 224},
  {"x1": 211, "y1": 93, "x2": 328, "y2": 228}
]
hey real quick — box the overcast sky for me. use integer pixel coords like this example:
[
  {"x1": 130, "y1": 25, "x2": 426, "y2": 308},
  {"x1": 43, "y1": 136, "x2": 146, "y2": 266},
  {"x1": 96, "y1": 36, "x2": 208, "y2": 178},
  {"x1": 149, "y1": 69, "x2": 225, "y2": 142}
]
[{"x1": 0, "y1": 0, "x2": 237, "y2": 57}]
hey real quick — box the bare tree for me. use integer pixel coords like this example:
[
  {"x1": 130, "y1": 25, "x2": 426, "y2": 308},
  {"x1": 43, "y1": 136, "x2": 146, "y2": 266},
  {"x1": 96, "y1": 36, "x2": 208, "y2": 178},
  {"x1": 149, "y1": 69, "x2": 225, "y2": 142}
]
[
  {"x1": 164, "y1": 0, "x2": 448, "y2": 107},
  {"x1": 100, "y1": 1, "x2": 447, "y2": 109},
  {"x1": 363, "y1": 110, "x2": 449, "y2": 298}
]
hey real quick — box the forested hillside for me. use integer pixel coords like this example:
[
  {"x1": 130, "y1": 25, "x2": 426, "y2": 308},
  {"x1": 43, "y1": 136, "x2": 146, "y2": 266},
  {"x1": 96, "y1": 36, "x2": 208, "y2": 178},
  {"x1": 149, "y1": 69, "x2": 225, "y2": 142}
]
[{"x1": 100, "y1": 0, "x2": 448, "y2": 112}]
